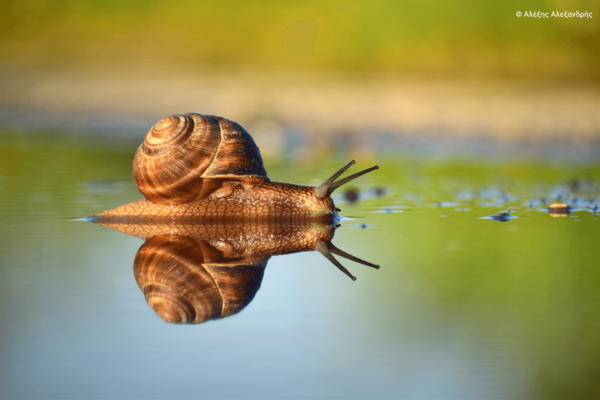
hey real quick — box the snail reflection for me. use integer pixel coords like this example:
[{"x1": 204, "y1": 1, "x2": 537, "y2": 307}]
[{"x1": 93, "y1": 219, "x2": 378, "y2": 324}]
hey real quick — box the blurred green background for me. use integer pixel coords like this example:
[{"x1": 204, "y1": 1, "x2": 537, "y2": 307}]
[
  {"x1": 0, "y1": 0, "x2": 599, "y2": 154},
  {"x1": 1, "y1": 0, "x2": 598, "y2": 79}
]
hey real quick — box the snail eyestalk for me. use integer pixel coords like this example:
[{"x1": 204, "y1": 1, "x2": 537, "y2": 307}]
[
  {"x1": 328, "y1": 165, "x2": 379, "y2": 194},
  {"x1": 316, "y1": 160, "x2": 355, "y2": 198},
  {"x1": 316, "y1": 162, "x2": 379, "y2": 198}
]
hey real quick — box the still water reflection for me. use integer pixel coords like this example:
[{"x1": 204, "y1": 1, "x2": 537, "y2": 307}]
[
  {"x1": 93, "y1": 220, "x2": 377, "y2": 323},
  {"x1": 1, "y1": 134, "x2": 600, "y2": 399}
]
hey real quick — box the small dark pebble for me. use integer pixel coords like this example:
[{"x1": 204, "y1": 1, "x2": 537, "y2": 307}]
[
  {"x1": 344, "y1": 188, "x2": 360, "y2": 203},
  {"x1": 491, "y1": 212, "x2": 512, "y2": 222},
  {"x1": 373, "y1": 187, "x2": 386, "y2": 197},
  {"x1": 349, "y1": 223, "x2": 376, "y2": 229},
  {"x1": 548, "y1": 203, "x2": 572, "y2": 217}
]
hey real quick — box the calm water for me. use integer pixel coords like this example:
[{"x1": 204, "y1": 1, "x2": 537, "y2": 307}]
[{"x1": 1, "y1": 134, "x2": 599, "y2": 399}]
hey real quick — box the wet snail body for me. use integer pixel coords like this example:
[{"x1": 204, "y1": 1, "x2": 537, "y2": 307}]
[{"x1": 92, "y1": 113, "x2": 378, "y2": 221}]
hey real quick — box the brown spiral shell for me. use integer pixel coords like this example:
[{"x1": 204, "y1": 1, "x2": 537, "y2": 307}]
[
  {"x1": 133, "y1": 234, "x2": 267, "y2": 324},
  {"x1": 133, "y1": 113, "x2": 268, "y2": 205}
]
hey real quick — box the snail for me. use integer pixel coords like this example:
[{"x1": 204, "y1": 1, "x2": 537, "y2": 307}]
[
  {"x1": 94, "y1": 219, "x2": 379, "y2": 323},
  {"x1": 91, "y1": 113, "x2": 378, "y2": 221}
]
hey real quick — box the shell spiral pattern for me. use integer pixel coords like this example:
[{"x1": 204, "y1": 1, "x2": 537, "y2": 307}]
[{"x1": 133, "y1": 113, "x2": 268, "y2": 205}]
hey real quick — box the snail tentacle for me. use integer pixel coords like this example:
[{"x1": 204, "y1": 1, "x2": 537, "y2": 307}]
[
  {"x1": 316, "y1": 160, "x2": 355, "y2": 198},
  {"x1": 327, "y1": 165, "x2": 379, "y2": 194},
  {"x1": 316, "y1": 162, "x2": 379, "y2": 198}
]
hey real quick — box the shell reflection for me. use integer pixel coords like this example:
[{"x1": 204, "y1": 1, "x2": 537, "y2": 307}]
[
  {"x1": 134, "y1": 235, "x2": 266, "y2": 324},
  {"x1": 94, "y1": 219, "x2": 378, "y2": 324}
]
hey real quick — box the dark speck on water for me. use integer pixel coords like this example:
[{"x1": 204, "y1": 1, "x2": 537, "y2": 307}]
[
  {"x1": 436, "y1": 201, "x2": 458, "y2": 207},
  {"x1": 344, "y1": 188, "x2": 360, "y2": 203},
  {"x1": 481, "y1": 211, "x2": 517, "y2": 222},
  {"x1": 372, "y1": 208, "x2": 403, "y2": 214},
  {"x1": 373, "y1": 187, "x2": 386, "y2": 197},
  {"x1": 349, "y1": 223, "x2": 376, "y2": 229}
]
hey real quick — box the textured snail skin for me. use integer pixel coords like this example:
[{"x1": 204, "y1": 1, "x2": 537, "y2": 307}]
[
  {"x1": 95, "y1": 219, "x2": 336, "y2": 254},
  {"x1": 92, "y1": 181, "x2": 336, "y2": 221}
]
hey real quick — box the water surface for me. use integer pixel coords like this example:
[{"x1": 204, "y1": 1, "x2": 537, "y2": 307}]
[{"x1": 0, "y1": 134, "x2": 599, "y2": 399}]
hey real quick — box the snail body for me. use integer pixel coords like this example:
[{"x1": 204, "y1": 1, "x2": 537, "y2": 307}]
[
  {"x1": 92, "y1": 113, "x2": 378, "y2": 221},
  {"x1": 94, "y1": 181, "x2": 335, "y2": 220}
]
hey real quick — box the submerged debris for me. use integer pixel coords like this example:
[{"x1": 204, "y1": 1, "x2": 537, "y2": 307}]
[
  {"x1": 344, "y1": 188, "x2": 360, "y2": 203},
  {"x1": 372, "y1": 208, "x2": 403, "y2": 214},
  {"x1": 373, "y1": 187, "x2": 386, "y2": 197},
  {"x1": 547, "y1": 203, "x2": 572, "y2": 218},
  {"x1": 349, "y1": 223, "x2": 376, "y2": 229},
  {"x1": 480, "y1": 210, "x2": 518, "y2": 222}
]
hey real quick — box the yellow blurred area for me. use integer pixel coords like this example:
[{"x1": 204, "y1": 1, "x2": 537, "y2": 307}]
[
  {"x1": 1, "y1": 0, "x2": 598, "y2": 78},
  {"x1": 0, "y1": 0, "x2": 599, "y2": 147}
]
